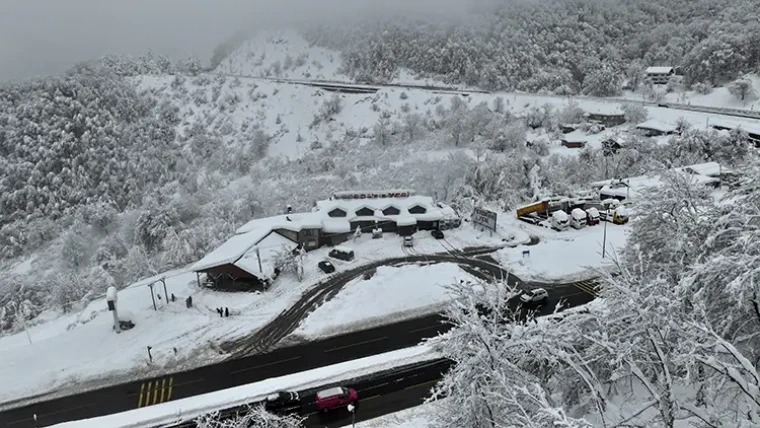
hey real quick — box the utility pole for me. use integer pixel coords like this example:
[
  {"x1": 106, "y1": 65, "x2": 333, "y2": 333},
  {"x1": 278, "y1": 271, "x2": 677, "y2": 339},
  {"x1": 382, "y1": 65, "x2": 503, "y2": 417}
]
[
  {"x1": 160, "y1": 278, "x2": 168, "y2": 304},
  {"x1": 147, "y1": 283, "x2": 157, "y2": 311},
  {"x1": 602, "y1": 208, "x2": 609, "y2": 259},
  {"x1": 256, "y1": 247, "x2": 263, "y2": 273}
]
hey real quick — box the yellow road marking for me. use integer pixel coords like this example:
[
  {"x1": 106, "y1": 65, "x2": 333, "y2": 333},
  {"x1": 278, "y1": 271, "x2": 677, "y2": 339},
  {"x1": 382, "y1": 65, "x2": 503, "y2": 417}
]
[
  {"x1": 231, "y1": 356, "x2": 302, "y2": 374},
  {"x1": 137, "y1": 382, "x2": 146, "y2": 408},
  {"x1": 152, "y1": 379, "x2": 159, "y2": 405},
  {"x1": 574, "y1": 280, "x2": 599, "y2": 296},
  {"x1": 167, "y1": 377, "x2": 174, "y2": 401},
  {"x1": 404, "y1": 378, "x2": 441, "y2": 390},
  {"x1": 160, "y1": 378, "x2": 167, "y2": 403},
  {"x1": 325, "y1": 337, "x2": 388, "y2": 353},
  {"x1": 145, "y1": 381, "x2": 153, "y2": 406},
  {"x1": 361, "y1": 395, "x2": 380, "y2": 402}
]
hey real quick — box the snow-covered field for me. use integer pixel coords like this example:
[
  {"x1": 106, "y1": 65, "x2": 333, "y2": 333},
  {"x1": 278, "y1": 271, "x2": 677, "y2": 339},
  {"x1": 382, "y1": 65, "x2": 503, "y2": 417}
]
[
  {"x1": 52, "y1": 345, "x2": 439, "y2": 428},
  {"x1": 0, "y1": 224, "x2": 519, "y2": 407},
  {"x1": 293, "y1": 263, "x2": 476, "y2": 340}
]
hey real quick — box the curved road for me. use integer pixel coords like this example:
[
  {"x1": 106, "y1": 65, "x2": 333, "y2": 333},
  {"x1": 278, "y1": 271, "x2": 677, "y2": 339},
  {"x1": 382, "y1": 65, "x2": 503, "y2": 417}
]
[{"x1": 0, "y1": 247, "x2": 599, "y2": 427}]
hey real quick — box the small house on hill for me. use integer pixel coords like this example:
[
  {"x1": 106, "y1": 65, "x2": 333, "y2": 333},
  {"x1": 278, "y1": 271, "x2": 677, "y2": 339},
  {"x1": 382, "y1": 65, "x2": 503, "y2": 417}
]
[
  {"x1": 636, "y1": 120, "x2": 677, "y2": 137},
  {"x1": 561, "y1": 132, "x2": 588, "y2": 149},
  {"x1": 586, "y1": 112, "x2": 626, "y2": 127},
  {"x1": 645, "y1": 66, "x2": 675, "y2": 84}
]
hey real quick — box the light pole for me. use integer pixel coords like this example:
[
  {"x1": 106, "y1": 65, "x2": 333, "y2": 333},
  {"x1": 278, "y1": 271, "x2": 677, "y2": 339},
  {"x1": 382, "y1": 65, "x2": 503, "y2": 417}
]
[
  {"x1": 347, "y1": 403, "x2": 356, "y2": 427},
  {"x1": 602, "y1": 208, "x2": 609, "y2": 259}
]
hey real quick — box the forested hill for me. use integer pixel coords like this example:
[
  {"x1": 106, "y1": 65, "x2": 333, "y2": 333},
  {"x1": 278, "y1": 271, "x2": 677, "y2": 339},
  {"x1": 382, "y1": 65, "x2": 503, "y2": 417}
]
[
  {"x1": 305, "y1": 0, "x2": 760, "y2": 93},
  {"x1": 0, "y1": 63, "x2": 179, "y2": 235}
]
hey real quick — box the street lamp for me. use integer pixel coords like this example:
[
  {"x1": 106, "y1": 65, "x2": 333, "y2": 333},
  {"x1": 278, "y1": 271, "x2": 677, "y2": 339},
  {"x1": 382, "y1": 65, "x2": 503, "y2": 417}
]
[
  {"x1": 347, "y1": 403, "x2": 356, "y2": 427},
  {"x1": 602, "y1": 207, "x2": 609, "y2": 259}
]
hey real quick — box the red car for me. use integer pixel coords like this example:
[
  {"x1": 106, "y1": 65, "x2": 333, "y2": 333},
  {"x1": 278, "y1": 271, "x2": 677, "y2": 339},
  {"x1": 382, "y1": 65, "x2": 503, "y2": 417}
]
[{"x1": 315, "y1": 386, "x2": 358, "y2": 411}]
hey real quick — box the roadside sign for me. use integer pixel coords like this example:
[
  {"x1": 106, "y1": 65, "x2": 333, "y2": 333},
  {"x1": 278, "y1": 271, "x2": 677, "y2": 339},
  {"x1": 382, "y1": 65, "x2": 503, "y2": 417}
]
[{"x1": 472, "y1": 207, "x2": 498, "y2": 234}]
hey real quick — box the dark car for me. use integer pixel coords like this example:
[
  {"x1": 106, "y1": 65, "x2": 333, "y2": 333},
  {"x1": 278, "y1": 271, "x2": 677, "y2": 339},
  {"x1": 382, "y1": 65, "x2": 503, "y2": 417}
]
[
  {"x1": 264, "y1": 390, "x2": 300, "y2": 413},
  {"x1": 318, "y1": 260, "x2": 336, "y2": 274},
  {"x1": 431, "y1": 229, "x2": 445, "y2": 239}
]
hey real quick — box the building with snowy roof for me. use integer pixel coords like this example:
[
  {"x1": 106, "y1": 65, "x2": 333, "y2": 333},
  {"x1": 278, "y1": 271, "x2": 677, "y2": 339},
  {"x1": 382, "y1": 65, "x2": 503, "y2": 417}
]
[
  {"x1": 645, "y1": 66, "x2": 675, "y2": 84},
  {"x1": 191, "y1": 190, "x2": 449, "y2": 289},
  {"x1": 590, "y1": 162, "x2": 723, "y2": 202},
  {"x1": 710, "y1": 119, "x2": 760, "y2": 147},
  {"x1": 635, "y1": 119, "x2": 678, "y2": 137}
]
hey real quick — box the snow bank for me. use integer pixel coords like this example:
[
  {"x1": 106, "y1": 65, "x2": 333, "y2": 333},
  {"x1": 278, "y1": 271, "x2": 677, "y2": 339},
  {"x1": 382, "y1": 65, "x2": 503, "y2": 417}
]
[{"x1": 51, "y1": 345, "x2": 439, "y2": 428}]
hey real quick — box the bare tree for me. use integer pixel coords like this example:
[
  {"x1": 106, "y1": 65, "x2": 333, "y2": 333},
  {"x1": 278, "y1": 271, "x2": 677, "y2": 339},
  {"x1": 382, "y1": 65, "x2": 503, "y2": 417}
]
[
  {"x1": 195, "y1": 404, "x2": 304, "y2": 428},
  {"x1": 728, "y1": 77, "x2": 755, "y2": 101}
]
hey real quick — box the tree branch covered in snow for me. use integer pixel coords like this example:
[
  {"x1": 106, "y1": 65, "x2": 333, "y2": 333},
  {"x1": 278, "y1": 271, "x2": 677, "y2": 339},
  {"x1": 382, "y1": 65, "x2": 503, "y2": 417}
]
[{"x1": 194, "y1": 405, "x2": 304, "y2": 428}]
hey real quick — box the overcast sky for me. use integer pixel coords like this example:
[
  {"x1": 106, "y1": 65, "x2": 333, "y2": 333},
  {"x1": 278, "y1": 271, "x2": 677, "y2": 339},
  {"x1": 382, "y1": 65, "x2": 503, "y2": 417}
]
[{"x1": 0, "y1": 0, "x2": 480, "y2": 82}]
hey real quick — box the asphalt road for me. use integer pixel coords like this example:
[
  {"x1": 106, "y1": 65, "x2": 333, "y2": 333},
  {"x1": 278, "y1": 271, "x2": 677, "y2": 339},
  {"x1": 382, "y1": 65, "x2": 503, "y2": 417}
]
[{"x1": 0, "y1": 247, "x2": 599, "y2": 428}]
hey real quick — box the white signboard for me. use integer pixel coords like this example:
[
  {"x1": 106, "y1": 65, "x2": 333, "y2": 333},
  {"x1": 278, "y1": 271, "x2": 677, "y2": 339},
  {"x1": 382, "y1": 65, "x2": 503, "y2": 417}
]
[
  {"x1": 472, "y1": 207, "x2": 497, "y2": 233},
  {"x1": 332, "y1": 190, "x2": 415, "y2": 200}
]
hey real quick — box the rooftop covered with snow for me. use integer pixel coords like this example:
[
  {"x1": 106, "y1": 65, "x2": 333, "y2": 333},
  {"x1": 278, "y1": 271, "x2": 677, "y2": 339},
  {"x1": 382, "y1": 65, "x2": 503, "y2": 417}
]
[
  {"x1": 636, "y1": 119, "x2": 677, "y2": 133},
  {"x1": 645, "y1": 66, "x2": 675, "y2": 74}
]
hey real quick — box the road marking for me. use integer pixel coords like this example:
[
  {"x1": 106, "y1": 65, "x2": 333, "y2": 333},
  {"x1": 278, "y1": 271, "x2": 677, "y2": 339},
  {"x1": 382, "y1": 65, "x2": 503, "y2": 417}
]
[
  {"x1": 145, "y1": 380, "x2": 153, "y2": 406},
  {"x1": 409, "y1": 324, "x2": 442, "y2": 334},
  {"x1": 573, "y1": 280, "x2": 599, "y2": 296},
  {"x1": 160, "y1": 378, "x2": 167, "y2": 403},
  {"x1": 404, "y1": 378, "x2": 441, "y2": 390},
  {"x1": 324, "y1": 337, "x2": 388, "y2": 353},
  {"x1": 361, "y1": 395, "x2": 380, "y2": 402},
  {"x1": 230, "y1": 356, "x2": 302, "y2": 374},
  {"x1": 167, "y1": 377, "x2": 174, "y2": 401},
  {"x1": 138, "y1": 382, "x2": 146, "y2": 408},
  {"x1": 16, "y1": 402, "x2": 98, "y2": 422}
]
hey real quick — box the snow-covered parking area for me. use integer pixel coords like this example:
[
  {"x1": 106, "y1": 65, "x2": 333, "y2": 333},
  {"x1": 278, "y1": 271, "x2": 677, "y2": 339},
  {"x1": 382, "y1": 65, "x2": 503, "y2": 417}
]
[
  {"x1": 292, "y1": 263, "x2": 477, "y2": 340},
  {"x1": 495, "y1": 216, "x2": 629, "y2": 282}
]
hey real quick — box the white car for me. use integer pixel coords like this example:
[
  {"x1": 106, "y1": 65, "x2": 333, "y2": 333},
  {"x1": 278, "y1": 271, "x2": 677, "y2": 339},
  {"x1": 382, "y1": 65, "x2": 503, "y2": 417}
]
[
  {"x1": 520, "y1": 288, "x2": 548, "y2": 304},
  {"x1": 403, "y1": 236, "x2": 414, "y2": 247}
]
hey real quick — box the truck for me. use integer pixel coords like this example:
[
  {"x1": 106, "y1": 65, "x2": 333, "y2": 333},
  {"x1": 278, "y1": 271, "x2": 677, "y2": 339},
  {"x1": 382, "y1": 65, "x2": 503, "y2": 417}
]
[
  {"x1": 570, "y1": 208, "x2": 587, "y2": 229},
  {"x1": 516, "y1": 200, "x2": 550, "y2": 225},
  {"x1": 599, "y1": 206, "x2": 629, "y2": 225},
  {"x1": 551, "y1": 210, "x2": 570, "y2": 230},
  {"x1": 585, "y1": 207, "x2": 600, "y2": 226}
]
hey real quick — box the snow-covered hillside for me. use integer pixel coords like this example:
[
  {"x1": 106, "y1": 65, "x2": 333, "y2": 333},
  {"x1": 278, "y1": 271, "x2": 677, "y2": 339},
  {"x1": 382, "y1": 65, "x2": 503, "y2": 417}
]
[{"x1": 214, "y1": 29, "x2": 345, "y2": 81}]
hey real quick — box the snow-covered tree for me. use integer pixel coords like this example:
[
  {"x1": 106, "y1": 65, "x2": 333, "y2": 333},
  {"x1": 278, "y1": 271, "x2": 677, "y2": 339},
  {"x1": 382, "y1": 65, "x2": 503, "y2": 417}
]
[
  {"x1": 195, "y1": 404, "x2": 304, "y2": 428},
  {"x1": 728, "y1": 77, "x2": 755, "y2": 101},
  {"x1": 621, "y1": 103, "x2": 648, "y2": 124}
]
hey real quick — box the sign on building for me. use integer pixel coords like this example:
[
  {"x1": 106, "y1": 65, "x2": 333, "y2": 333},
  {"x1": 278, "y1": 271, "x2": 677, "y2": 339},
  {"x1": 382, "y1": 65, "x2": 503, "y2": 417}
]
[
  {"x1": 472, "y1": 207, "x2": 497, "y2": 234},
  {"x1": 332, "y1": 190, "x2": 415, "y2": 200}
]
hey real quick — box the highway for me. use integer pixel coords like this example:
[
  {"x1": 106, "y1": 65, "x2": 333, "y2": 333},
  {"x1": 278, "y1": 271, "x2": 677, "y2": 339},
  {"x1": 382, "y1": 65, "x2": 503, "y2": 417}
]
[{"x1": 0, "y1": 246, "x2": 599, "y2": 428}]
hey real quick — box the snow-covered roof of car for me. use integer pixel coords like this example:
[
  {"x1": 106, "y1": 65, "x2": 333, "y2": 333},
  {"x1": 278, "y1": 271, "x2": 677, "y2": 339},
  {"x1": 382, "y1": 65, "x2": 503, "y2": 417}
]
[
  {"x1": 316, "y1": 387, "x2": 344, "y2": 398},
  {"x1": 333, "y1": 246, "x2": 353, "y2": 253},
  {"x1": 551, "y1": 210, "x2": 569, "y2": 221},
  {"x1": 571, "y1": 208, "x2": 586, "y2": 219}
]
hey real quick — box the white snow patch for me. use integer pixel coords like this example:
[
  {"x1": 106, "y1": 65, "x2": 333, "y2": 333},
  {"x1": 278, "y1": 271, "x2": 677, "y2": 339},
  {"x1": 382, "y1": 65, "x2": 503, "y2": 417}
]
[{"x1": 293, "y1": 263, "x2": 477, "y2": 340}]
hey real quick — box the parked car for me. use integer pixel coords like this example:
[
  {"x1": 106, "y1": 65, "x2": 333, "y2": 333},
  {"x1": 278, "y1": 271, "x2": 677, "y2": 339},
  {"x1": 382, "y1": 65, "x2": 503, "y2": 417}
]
[
  {"x1": 315, "y1": 386, "x2": 358, "y2": 412},
  {"x1": 329, "y1": 246, "x2": 355, "y2": 261},
  {"x1": 264, "y1": 390, "x2": 300, "y2": 413},
  {"x1": 520, "y1": 288, "x2": 548, "y2": 304},
  {"x1": 403, "y1": 236, "x2": 414, "y2": 247},
  {"x1": 431, "y1": 229, "x2": 445, "y2": 239},
  {"x1": 318, "y1": 260, "x2": 335, "y2": 274}
]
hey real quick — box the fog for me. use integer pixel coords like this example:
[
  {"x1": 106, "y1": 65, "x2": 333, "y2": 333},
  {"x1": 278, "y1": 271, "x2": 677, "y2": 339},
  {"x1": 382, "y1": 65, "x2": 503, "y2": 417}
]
[{"x1": 0, "y1": 0, "x2": 479, "y2": 82}]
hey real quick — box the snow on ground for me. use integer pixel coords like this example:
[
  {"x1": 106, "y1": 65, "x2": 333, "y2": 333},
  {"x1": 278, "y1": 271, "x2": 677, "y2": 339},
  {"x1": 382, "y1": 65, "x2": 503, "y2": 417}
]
[
  {"x1": 355, "y1": 399, "x2": 444, "y2": 428},
  {"x1": 0, "y1": 223, "x2": 520, "y2": 407},
  {"x1": 52, "y1": 345, "x2": 439, "y2": 428},
  {"x1": 621, "y1": 74, "x2": 760, "y2": 112},
  {"x1": 494, "y1": 216, "x2": 629, "y2": 282},
  {"x1": 293, "y1": 263, "x2": 476, "y2": 340}
]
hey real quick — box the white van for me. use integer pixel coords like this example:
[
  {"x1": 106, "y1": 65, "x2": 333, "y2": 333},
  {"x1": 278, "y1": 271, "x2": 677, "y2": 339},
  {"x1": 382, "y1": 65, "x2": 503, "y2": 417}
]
[
  {"x1": 551, "y1": 210, "x2": 570, "y2": 231},
  {"x1": 570, "y1": 208, "x2": 587, "y2": 229}
]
